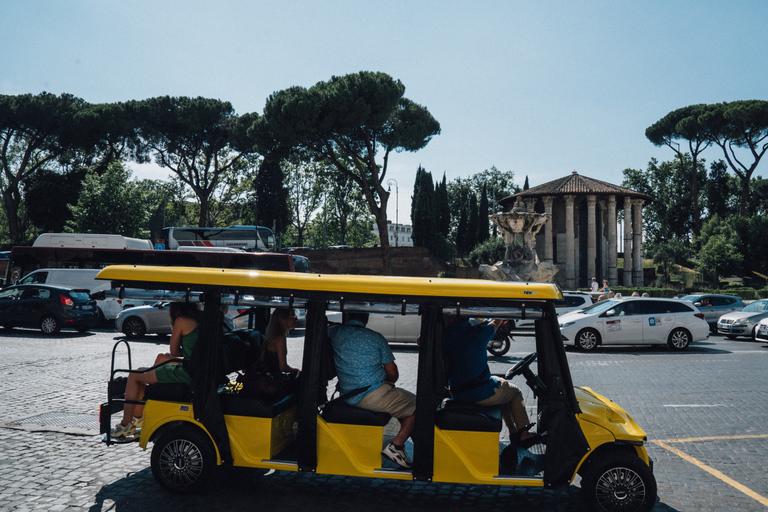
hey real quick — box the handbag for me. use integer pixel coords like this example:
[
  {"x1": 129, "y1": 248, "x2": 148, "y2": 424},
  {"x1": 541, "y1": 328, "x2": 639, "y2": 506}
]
[{"x1": 236, "y1": 343, "x2": 296, "y2": 401}]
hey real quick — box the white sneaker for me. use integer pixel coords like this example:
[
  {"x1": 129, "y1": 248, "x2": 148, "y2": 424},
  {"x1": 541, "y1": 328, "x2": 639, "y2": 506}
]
[
  {"x1": 110, "y1": 421, "x2": 138, "y2": 439},
  {"x1": 132, "y1": 416, "x2": 143, "y2": 429},
  {"x1": 382, "y1": 442, "x2": 412, "y2": 469}
]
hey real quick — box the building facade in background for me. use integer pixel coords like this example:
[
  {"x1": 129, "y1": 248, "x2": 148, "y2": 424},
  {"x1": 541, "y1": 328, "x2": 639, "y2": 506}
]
[
  {"x1": 500, "y1": 172, "x2": 650, "y2": 290},
  {"x1": 372, "y1": 221, "x2": 414, "y2": 247}
]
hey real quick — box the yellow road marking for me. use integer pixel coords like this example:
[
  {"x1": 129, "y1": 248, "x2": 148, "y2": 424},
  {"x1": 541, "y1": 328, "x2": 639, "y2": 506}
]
[
  {"x1": 652, "y1": 438, "x2": 768, "y2": 508},
  {"x1": 657, "y1": 434, "x2": 768, "y2": 443}
]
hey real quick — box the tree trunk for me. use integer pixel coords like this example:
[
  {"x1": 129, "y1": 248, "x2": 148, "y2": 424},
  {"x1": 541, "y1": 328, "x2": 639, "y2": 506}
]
[
  {"x1": 690, "y1": 155, "x2": 701, "y2": 236},
  {"x1": 374, "y1": 212, "x2": 391, "y2": 275},
  {"x1": 2, "y1": 186, "x2": 22, "y2": 244}
]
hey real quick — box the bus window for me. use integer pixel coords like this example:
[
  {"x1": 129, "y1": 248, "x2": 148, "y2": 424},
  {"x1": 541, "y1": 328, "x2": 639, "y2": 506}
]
[{"x1": 162, "y1": 226, "x2": 275, "y2": 251}]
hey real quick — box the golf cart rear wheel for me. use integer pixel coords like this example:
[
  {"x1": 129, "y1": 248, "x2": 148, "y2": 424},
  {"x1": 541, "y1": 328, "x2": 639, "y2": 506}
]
[{"x1": 151, "y1": 425, "x2": 215, "y2": 494}]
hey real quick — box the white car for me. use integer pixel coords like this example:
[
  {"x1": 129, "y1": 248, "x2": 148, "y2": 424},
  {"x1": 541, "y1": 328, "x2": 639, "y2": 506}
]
[
  {"x1": 558, "y1": 297, "x2": 709, "y2": 351},
  {"x1": 514, "y1": 292, "x2": 592, "y2": 330},
  {"x1": 326, "y1": 310, "x2": 420, "y2": 343},
  {"x1": 754, "y1": 317, "x2": 768, "y2": 342}
]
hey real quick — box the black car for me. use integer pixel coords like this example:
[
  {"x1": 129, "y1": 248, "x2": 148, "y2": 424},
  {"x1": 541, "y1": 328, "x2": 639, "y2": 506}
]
[{"x1": 0, "y1": 284, "x2": 100, "y2": 335}]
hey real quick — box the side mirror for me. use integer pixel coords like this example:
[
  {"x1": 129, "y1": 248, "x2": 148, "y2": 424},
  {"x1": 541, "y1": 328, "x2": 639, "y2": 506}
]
[
  {"x1": 693, "y1": 302, "x2": 702, "y2": 307},
  {"x1": 604, "y1": 310, "x2": 616, "y2": 317}
]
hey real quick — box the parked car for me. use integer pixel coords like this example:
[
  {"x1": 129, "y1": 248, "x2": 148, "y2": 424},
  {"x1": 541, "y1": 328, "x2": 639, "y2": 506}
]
[
  {"x1": 558, "y1": 296, "x2": 709, "y2": 351},
  {"x1": 680, "y1": 294, "x2": 745, "y2": 331},
  {"x1": 753, "y1": 317, "x2": 768, "y2": 342},
  {"x1": 115, "y1": 302, "x2": 253, "y2": 338},
  {"x1": 514, "y1": 292, "x2": 592, "y2": 330},
  {"x1": 716, "y1": 299, "x2": 768, "y2": 340},
  {"x1": 0, "y1": 284, "x2": 100, "y2": 334},
  {"x1": 15, "y1": 268, "x2": 146, "y2": 320},
  {"x1": 326, "y1": 305, "x2": 420, "y2": 343}
]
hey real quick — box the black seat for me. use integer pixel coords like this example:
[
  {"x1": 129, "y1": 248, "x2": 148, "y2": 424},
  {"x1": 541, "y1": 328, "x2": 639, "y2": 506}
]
[
  {"x1": 435, "y1": 399, "x2": 502, "y2": 432},
  {"x1": 320, "y1": 401, "x2": 391, "y2": 426},
  {"x1": 220, "y1": 393, "x2": 297, "y2": 418},
  {"x1": 144, "y1": 383, "x2": 193, "y2": 402}
]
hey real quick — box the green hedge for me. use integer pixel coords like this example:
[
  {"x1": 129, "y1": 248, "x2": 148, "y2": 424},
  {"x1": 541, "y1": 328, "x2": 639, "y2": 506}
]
[{"x1": 579, "y1": 286, "x2": 768, "y2": 300}]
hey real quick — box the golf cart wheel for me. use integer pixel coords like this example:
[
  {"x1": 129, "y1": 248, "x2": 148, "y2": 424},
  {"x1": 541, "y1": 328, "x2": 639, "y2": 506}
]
[
  {"x1": 151, "y1": 425, "x2": 215, "y2": 494},
  {"x1": 581, "y1": 452, "x2": 656, "y2": 512}
]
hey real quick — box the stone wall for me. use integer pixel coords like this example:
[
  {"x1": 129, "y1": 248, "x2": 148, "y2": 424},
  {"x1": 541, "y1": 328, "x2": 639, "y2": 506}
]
[{"x1": 288, "y1": 246, "x2": 449, "y2": 277}]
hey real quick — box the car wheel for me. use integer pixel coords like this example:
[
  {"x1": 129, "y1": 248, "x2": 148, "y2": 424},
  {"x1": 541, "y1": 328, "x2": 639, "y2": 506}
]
[
  {"x1": 576, "y1": 328, "x2": 600, "y2": 351},
  {"x1": 667, "y1": 328, "x2": 691, "y2": 350},
  {"x1": 151, "y1": 425, "x2": 215, "y2": 494},
  {"x1": 40, "y1": 316, "x2": 60, "y2": 335},
  {"x1": 580, "y1": 451, "x2": 657, "y2": 512},
  {"x1": 122, "y1": 317, "x2": 146, "y2": 338}
]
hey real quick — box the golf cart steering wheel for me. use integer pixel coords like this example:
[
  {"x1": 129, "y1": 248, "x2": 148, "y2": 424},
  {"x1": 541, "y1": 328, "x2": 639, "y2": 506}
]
[{"x1": 505, "y1": 352, "x2": 537, "y2": 380}]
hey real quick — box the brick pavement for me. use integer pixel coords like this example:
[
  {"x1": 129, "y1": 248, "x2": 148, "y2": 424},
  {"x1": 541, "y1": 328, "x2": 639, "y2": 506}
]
[{"x1": 1, "y1": 327, "x2": 767, "y2": 511}]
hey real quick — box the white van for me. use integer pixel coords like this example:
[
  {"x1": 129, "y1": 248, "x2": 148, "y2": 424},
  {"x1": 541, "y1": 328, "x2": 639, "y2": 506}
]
[{"x1": 16, "y1": 269, "x2": 144, "y2": 320}]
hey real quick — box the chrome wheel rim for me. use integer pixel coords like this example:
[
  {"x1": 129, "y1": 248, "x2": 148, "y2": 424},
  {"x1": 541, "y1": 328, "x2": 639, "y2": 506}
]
[
  {"x1": 41, "y1": 318, "x2": 57, "y2": 334},
  {"x1": 579, "y1": 331, "x2": 597, "y2": 350},
  {"x1": 670, "y1": 330, "x2": 689, "y2": 348},
  {"x1": 595, "y1": 466, "x2": 647, "y2": 511},
  {"x1": 158, "y1": 438, "x2": 205, "y2": 487}
]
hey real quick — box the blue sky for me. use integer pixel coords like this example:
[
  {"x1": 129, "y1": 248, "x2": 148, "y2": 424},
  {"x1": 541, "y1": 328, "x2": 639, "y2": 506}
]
[{"x1": 2, "y1": 1, "x2": 767, "y2": 223}]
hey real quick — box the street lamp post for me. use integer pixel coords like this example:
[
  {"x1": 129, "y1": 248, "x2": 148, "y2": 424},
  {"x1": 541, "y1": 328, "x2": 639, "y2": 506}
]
[{"x1": 387, "y1": 179, "x2": 398, "y2": 247}]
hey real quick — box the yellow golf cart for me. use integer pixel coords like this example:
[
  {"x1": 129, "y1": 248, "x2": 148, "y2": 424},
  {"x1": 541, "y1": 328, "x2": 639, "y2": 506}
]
[{"x1": 98, "y1": 265, "x2": 656, "y2": 512}]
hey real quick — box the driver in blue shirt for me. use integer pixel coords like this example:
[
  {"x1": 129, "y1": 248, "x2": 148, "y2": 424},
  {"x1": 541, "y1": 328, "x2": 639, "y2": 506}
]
[{"x1": 442, "y1": 315, "x2": 536, "y2": 446}]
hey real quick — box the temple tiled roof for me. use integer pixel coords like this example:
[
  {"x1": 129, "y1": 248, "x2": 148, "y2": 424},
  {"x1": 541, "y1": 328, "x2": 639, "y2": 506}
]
[{"x1": 500, "y1": 171, "x2": 652, "y2": 207}]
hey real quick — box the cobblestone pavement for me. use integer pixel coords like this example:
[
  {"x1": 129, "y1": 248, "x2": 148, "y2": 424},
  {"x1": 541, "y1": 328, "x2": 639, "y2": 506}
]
[{"x1": 1, "y1": 327, "x2": 767, "y2": 511}]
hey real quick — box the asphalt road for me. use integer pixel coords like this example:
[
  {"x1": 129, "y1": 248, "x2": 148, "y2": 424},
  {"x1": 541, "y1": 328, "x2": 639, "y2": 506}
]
[{"x1": 0, "y1": 327, "x2": 767, "y2": 511}]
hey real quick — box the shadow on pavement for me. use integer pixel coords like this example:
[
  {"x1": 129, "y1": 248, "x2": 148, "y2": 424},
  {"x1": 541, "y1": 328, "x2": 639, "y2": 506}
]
[{"x1": 85, "y1": 464, "x2": 688, "y2": 512}]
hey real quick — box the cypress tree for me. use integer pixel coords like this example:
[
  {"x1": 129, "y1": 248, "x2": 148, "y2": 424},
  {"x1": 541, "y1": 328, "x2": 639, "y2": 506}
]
[
  {"x1": 478, "y1": 183, "x2": 489, "y2": 243},
  {"x1": 436, "y1": 173, "x2": 451, "y2": 237},
  {"x1": 411, "y1": 165, "x2": 436, "y2": 247},
  {"x1": 467, "y1": 193, "x2": 479, "y2": 251}
]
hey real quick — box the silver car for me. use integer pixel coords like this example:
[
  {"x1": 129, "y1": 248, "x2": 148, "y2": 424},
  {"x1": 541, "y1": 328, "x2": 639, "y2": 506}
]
[
  {"x1": 716, "y1": 299, "x2": 768, "y2": 340},
  {"x1": 115, "y1": 302, "x2": 251, "y2": 338},
  {"x1": 680, "y1": 294, "x2": 745, "y2": 332}
]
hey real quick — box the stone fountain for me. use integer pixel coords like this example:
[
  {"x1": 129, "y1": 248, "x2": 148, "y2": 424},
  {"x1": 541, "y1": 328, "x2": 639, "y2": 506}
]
[{"x1": 479, "y1": 198, "x2": 559, "y2": 283}]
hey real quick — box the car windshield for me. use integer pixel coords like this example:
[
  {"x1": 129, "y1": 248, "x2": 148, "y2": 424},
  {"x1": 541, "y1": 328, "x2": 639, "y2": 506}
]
[
  {"x1": 742, "y1": 300, "x2": 768, "y2": 313},
  {"x1": 579, "y1": 299, "x2": 619, "y2": 315},
  {"x1": 680, "y1": 295, "x2": 701, "y2": 301}
]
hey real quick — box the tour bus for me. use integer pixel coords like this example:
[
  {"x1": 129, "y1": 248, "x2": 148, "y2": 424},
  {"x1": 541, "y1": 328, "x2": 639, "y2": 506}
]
[
  {"x1": 161, "y1": 226, "x2": 275, "y2": 252},
  {"x1": 98, "y1": 265, "x2": 657, "y2": 512},
  {"x1": 5, "y1": 234, "x2": 310, "y2": 286}
]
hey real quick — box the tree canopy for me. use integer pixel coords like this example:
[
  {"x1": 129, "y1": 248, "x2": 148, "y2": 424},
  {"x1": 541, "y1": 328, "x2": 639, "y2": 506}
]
[
  {"x1": 139, "y1": 96, "x2": 259, "y2": 226},
  {"x1": 253, "y1": 71, "x2": 440, "y2": 273},
  {"x1": 0, "y1": 92, "x2": 86, "y2": 243}
]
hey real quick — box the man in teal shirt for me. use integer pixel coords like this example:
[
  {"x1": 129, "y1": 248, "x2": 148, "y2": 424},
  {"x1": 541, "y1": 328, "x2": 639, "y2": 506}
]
[{"x1": 329, "y1": 312, "x2": 416, "y2": 469}]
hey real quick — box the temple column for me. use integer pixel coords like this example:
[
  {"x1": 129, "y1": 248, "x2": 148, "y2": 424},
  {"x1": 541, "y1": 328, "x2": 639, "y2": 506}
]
[
  {"x1": 543, "y1": 196, "x2": 554, "y2": 264},
  {"x1": 623, "y1": 197, "x2": 632, "y2": 288},
  {"x1": 632, "y1": 199, "x2": 644, "y2": 287},
  {"x1": 587, "y1": 195, "x2": 597, "y2": 288},
  {"x1": 607, "y1": 195, "x2": 618, "y2": 285},
  {"x1": 565, "y1": 195, "x2": 576, "y2": 289}
]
